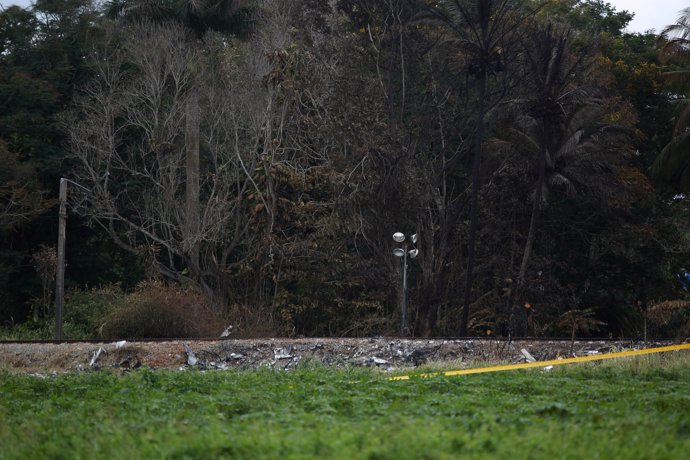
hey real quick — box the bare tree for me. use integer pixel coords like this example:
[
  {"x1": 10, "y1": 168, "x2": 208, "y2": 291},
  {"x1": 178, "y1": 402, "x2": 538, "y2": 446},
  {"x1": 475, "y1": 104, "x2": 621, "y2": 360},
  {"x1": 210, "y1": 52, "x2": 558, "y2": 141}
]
[{"x1": 65, "y1": 14, "x2": 294, "y2": 309}]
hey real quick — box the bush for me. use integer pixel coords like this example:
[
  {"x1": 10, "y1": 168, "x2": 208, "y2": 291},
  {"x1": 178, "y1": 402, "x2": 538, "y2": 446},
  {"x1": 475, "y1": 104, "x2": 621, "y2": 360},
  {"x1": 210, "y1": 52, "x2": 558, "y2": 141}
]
[
  {"x1": 101, "y1": 281, "x2": 223, "y2": 339},
  {"x1": 0, "y1": 320, "x2": 53, "y2": 340},
  {"x1": 64, "y1": 284, "x2": 124, "y2": 338}
]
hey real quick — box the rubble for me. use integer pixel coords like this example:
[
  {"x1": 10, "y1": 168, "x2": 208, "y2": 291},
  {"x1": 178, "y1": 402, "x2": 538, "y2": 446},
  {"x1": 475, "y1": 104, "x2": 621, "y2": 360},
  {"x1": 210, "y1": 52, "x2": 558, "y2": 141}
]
[
  {"x1": 90, "y1": 347, "x2": 106, "y2": 368},
  {"x1": 521, "y1": 348, "x2": 536, "y2": 362},
  {"x1": 183, "y1": 342, "x2": 198, "y2": 366},
  {"x1": 0, "y1": 338, "x2": 679, "y2": 374}
]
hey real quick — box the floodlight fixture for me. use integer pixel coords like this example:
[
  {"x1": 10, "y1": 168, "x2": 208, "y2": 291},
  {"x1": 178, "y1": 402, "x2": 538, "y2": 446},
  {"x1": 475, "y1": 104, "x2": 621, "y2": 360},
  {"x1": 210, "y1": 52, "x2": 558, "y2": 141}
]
[{"x1": 391, "y1": 230, "x2": 419, "y2": 336}]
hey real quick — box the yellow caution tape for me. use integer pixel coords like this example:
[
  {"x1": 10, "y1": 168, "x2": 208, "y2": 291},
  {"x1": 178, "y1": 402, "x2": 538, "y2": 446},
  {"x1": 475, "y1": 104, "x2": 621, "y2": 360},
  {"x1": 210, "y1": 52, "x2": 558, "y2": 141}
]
[{"x1": 390, "y1": 342, "x2": 690, "y2": 381}]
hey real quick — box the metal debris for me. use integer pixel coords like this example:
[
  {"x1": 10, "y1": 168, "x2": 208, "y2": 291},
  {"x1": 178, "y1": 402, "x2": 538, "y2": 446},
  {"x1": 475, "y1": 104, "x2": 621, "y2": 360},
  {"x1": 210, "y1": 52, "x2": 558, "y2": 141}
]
[
  {"x1": 183, "y1": 342, "x2": 198, "y2": 366},
  {"x1": 521, "y1": 348, "x2": 536, "y2": 362},
  {"x1": 220, "y1": 325, "x2": 234, "y2": 338},
  {"x1": 90, "y1": 347, "x2": 106, "y2": 368},
  {"x1": 4, "y1": 337, "x2": 668, "y2": 374},
  {"x1": 360, "y1": 356, "x2": 389, "y2": 366},
  {"x1": 274, "y1": 347, "x2": 293, "y2": 360}
]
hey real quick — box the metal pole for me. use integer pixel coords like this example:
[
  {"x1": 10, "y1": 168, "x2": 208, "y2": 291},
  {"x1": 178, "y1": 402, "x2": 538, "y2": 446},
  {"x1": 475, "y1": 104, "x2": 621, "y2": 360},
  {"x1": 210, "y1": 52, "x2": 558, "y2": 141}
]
[
  {"x1": 401, "y1": 244, "x2": 408, "y2": 336},
  {"x1": 54, "y1": 178, "x2": 67, "y2": 341}
]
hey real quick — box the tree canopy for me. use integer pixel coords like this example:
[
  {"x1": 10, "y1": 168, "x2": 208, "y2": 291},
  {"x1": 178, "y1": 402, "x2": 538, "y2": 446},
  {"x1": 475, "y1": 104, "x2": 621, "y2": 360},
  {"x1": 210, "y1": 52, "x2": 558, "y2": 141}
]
[{"x1": 1, "y1": 0, "x2": 690, "y2": 340}]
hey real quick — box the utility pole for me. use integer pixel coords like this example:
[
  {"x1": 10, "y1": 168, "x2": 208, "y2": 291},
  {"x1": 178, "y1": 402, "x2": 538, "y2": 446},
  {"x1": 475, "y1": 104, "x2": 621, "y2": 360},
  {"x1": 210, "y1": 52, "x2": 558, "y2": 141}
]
[
  {"x1": 55, "y1": 178, "x2": 67, "y2": 341},
  {"x1": 54, "y1": 178, "x2": 91, "y2": 341}
]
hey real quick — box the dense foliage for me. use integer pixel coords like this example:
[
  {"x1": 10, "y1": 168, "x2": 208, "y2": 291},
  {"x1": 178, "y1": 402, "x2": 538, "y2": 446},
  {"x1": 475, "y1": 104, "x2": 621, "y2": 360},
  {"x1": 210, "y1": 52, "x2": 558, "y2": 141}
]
[{"x1": 2, "y1": 0, "x2": 690, "y2": 338}]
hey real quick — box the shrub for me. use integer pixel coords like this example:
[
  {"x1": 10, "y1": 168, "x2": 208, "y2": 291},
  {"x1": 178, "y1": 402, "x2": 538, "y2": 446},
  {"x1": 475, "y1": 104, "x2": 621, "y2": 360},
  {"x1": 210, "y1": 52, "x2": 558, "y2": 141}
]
[
  {"x1": 101, "y1": 281, "x2": 223, "y2": 339},
  {"x1": 64, "y1": 284, "x2": 124, "y2": 338}
]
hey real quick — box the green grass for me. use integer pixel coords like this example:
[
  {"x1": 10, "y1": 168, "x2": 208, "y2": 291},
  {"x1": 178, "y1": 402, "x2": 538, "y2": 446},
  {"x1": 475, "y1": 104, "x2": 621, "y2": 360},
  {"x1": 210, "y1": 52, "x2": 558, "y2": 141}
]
[{"x1": 1, "y1": 354, "x2": 690, "y2": 459}]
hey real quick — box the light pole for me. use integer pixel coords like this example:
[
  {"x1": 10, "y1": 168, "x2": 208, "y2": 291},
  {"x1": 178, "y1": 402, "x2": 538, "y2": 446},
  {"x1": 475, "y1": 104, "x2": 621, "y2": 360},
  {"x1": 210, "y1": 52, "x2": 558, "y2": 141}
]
[
  {"x1": 392, "y1": 232, "x2": 418, "y2": 336},
  {"x1": 54, "y1": 177, "x2": 90, "y2": 341}
]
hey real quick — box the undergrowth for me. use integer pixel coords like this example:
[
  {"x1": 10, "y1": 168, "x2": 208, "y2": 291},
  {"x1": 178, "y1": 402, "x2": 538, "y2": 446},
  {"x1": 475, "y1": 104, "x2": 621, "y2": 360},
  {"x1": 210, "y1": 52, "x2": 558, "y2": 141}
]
[
  {"x1": 1, "y1": 354, "x2": 689, "y2": 459},
  {"x1": 0, "y1": 282, "x2": 225, "y2": 340}
]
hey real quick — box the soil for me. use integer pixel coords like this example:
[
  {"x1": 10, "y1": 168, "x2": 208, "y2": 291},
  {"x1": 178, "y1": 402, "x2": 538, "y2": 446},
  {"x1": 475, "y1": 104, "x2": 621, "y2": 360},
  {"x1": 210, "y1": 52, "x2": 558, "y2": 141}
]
[{"x1": 0, "y1": 338, "x2": 679, "y2": 374}]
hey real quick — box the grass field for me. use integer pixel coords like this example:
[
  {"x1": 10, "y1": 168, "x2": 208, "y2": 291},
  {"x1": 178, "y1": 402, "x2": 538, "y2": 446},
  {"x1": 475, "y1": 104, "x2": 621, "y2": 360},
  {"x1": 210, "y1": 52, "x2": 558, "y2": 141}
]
[{"x1": 1, "y1": 354, "x2": 690, "y2": 459}]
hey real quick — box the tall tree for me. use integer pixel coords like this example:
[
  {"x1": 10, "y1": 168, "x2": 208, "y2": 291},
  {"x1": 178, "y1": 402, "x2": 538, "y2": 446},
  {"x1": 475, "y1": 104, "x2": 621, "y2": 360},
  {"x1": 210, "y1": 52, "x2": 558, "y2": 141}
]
[
  {"x1": 0, "y1": 0, "x2": 108, "y2": 324},
  {"x1": 419, "y1": 0, "x2": 530, "y2": 336},
  {"x1": 509, "y1": 24, "x2": 583, "y2": 329},
  {"x1": 651, "y1": 7, "x2": 690, "y2": 192},
  {"x1": 103, "y1": 0, "x2": 250, "y2": 279}
]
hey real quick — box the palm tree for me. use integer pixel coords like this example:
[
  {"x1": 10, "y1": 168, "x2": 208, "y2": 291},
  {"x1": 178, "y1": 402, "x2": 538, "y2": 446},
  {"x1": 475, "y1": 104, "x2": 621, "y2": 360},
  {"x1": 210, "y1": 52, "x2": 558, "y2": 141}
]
[
  {"x1": 496, "y1": 35, "x2": 630, "y2": 329},
  {"x1": 419, "y1": 0, "x2": 530, "y2": 336},
  {"x1": 104, "y1": 0, "x2": 250, "y2": 272},
  {"x1": 652, "y1": 7, "x2": 690, "y2": 192},
  {"x1": 510, "y1": 24, "x2": 584, "y2": 317}
]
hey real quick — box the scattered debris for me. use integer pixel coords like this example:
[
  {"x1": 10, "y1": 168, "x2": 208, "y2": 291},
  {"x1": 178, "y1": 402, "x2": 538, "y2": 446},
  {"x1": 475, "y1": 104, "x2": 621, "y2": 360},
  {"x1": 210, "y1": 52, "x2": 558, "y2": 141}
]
[
  {"x1": 521, "y1": 348, "x2": 536, "y2": 363},
  {"x1": 90, "y1": 347, "x2": 106, "y2": 368},
  {"x1": 274, "y1": 347, "x2": 293, "y2": 360},
  {"x1": 183, "y1": 342, "x2": 198, "y2": 366},
  {"x1": 361, "y1": 356, "x2": 389, "y2": 367},
  {"x1": 220, "y1": 325, "x2": 234, "y2": 338},
  {"x1": 0, "y1": 338, "x2": 675, "y2": 374},
  {"x1": 543, "y1": 365, "x2": 554, "y2": 372},
  {"x1": 117, "y1": 356, "x2": 141, "y2": 369}
]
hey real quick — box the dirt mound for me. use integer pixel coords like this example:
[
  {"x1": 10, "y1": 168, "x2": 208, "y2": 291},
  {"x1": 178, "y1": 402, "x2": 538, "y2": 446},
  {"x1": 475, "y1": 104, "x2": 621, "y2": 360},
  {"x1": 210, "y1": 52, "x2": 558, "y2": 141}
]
[{"x1": 0, "y1": 338, "x2": 676, "y2": 374}]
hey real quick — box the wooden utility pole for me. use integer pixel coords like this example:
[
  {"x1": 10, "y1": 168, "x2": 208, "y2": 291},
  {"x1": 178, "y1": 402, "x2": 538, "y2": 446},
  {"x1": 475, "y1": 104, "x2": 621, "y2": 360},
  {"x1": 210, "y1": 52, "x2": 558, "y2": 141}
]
[{"x1": 55, "y1": 178, "x2": 67, "y2": 341}]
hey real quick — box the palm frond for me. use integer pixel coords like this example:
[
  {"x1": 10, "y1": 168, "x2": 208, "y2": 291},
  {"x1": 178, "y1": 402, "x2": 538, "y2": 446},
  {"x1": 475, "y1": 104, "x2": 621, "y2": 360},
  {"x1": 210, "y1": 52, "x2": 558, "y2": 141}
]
[
  {"x1": 650, "y1": 130, "x2": 690, "y2": 193},
  {"x1": 504, "y1": 126, "x2": 540, "y2": 156},
  {"x1": 553, "y1": 128, "x2": 583, "y2": 161},
  {"x1": 660, "y1": 8, "x2": 690, "y2": 41}
]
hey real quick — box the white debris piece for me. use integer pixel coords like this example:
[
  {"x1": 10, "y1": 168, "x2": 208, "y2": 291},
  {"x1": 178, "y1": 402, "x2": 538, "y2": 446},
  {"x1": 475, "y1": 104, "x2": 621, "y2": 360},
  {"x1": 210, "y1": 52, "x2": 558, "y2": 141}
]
[
  {"x1": 543, "y1": 365, "x2": 554, "y2": 372},
  {"x1": 220, "y1": 325, "x2": 234, "y2": 338},
  {"x1": 521, "y1": 348, "x2": 536, "y2": 362},
  {"x1": 90, "y1": 347, "x2": 106, "y2": 368},
  {"x1": 183, "y1": 342, "x2": 198, "y2": 366},
  {"x1": 586, "y1": 350, "x2": 600, "y2": 355},
  {"x1": 274, "y1": 347, "x2": 293, "y2": 360},
  {"x1": 372, "y1": 357, "x2": 389, "y2": 365},
  {"x1": 115, "y1": 340, "x2": 128, "y2": 350}
]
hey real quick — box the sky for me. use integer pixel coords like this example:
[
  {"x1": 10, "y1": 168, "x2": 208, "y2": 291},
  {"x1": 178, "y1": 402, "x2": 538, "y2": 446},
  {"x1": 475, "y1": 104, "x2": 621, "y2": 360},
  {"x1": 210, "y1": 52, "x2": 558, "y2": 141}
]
[
  {"x1": 607, "y1": 0, "x2": 686, "y2": 33},
  {"x1": 0, "y1": 0, "x2": 687, "y2": 34}
]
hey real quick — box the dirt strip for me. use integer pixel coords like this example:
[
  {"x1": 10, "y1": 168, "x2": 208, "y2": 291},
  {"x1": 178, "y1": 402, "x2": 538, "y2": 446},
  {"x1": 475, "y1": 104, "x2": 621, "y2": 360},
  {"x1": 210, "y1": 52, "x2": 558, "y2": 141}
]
[{"x1": 1, "y1": 338, "x2": 681, "y2": 374}]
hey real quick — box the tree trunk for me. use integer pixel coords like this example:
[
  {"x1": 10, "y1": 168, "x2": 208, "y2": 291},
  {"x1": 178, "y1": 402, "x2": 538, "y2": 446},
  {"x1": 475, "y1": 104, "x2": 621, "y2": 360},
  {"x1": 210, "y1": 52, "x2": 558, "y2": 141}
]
[
  {"x1": 518, "y1": 139, "x2": 547, "y2": 288},
  {"x1": 185, "y1": 85, "x2": 200, "y2": 272},
  {"x1": 510, "y1": 122, "x2": 548, "y2": 333},
  {"x1": 460, "y1": 75, "x2": 487, "y2": 337}
]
